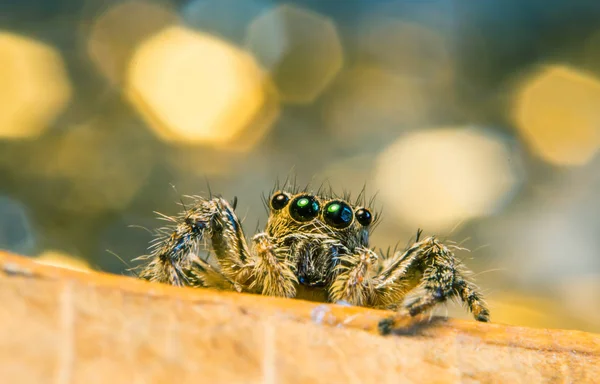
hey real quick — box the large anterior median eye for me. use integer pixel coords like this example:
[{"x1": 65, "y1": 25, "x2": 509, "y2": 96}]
[
  {"x1": 289, "y1": 195, "x2": 320, "y2": 222},
  {"x1": 270, "y1": 193, "x2": 289, "y2": 210},
  {"x1": 323, "y1": 201, "x2": 354, "y2": 229}
]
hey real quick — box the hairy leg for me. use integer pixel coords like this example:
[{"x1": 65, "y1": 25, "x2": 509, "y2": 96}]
[
  {"x1": 136, "y1": 196, "x2": 301, "y2": 297},
  {"x1": 453, "y1": 277, "x2": 490, "y2": 322},
  {"x1": 373, "y1": 236, "x2": 489, "y2": 334},
  {"x1": 328, "y1": 247, "x2": 379, "y2": 306},
  {"x1": 246, "y1": 233, "x2": 297, "y2": 297},
  {"x1": 136, "y1": 196, "x2": 251, "y2": 287}
]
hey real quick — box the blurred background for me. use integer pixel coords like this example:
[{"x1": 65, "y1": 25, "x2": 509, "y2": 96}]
[{"x1": 1, "y1": 0, "x2": 599, "y2": 333}]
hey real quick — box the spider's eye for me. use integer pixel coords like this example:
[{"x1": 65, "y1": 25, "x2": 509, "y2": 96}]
[
  {"x1": 290, "y1": 195, "x2": 320, "y2": 222},
  {"x1": 355, "y1": 208, "x2": 373, "y2": 226},
  {"x1": 271, "y1": 193, "x2": 289, "y2": 210},
  {"x1": 323, "y1": 201, "x2": 354, "y2": 229}
]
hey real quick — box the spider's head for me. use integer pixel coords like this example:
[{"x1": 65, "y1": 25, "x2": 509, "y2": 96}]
[{"x1": 265, "y1": 189, "x2": 376, "y2": 287}]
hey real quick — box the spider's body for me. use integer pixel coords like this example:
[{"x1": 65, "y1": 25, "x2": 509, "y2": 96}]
[{"x1": 136, "y1": 186, "x2": 490, "y2": 333}]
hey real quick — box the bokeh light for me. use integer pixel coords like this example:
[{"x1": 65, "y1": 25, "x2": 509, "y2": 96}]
[
  {"x1": 127, "y1": 26, "x2": 278, "y2": 149},
  {"x1": 0, "y1": 32, "x2": 72, "y2": 140},
  {"x1": 87, "y1": 1, "x2": 178, "y2": 85},
  {"x1": 513, "y1": 65, "x2": 600, "y2": 166},
  {"x1": 246, "y1": 4, "x2": 343, "y2": 104},
  {"x1": 35, "y1": 250, "x2": 91, "y2": 272},
  {"x1": 375, "y1": 128, "x2": 521, "y2": 232}
]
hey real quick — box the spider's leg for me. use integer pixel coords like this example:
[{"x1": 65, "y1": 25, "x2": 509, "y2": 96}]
[
  {"x1": 368, "y1": 240, "x2": 433, "y2": 309},
  {"x1": 374, "y1": 236, "x2": 489, "y2": 334},
  {"x1": 453, "y1": 276, "x2": 490, "y2": 322},
  {"x1": 246, "y1": 233, "x2": 297, "y2": 297},
  {"x1": 135, "y1": 196, "x2": 251, "y2": 288},
  {"x1": 190, "y1": 255, "x2": 240, "y2": 291},
  {"x1": 328, "y1": 247, "x2": 379, "y2": 306}
]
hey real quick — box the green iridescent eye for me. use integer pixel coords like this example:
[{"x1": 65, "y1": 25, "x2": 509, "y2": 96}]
[
  {"x1": 323, "y1": 201, "x2": 353, "y2": 229},
  {"x1": 289, "y1": 195, "x2": 320, "y2": 222}
]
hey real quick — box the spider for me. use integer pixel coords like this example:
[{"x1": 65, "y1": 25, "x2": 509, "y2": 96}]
[{"x1": 136, "y1": 184, "x2": 490, "y2": 334}]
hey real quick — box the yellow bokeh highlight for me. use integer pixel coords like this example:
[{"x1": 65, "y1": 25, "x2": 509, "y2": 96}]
[
  {"x1": 246, "y1": 4, "x2": 343, "y2": 104},
  {"x1": 87, "y1": 1, "x2": 178, "y2": 85},
  {"x1": 0, "y1": 32, "x2": 72, "y2": 139},
  {"x1": 36, "y1": 250, "x2": 91, "y2": 272},
  {"x1": 513, "y1": 65, "x2": 600, "y2": 166},
  {"x1": 127, "y1": 26, "x2": 277, "y2": 148},
  {"x1": 375, "y1": 128, "x2": 518, "y2": 232}
]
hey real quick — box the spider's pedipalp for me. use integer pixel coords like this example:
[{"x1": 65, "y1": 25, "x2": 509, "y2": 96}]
[
  {"x1": 249, "y1": 233, "x2": 297, "y2": 297},
  {"x1": 329, "y1": 247, "x2": 378, "y2": 306}
]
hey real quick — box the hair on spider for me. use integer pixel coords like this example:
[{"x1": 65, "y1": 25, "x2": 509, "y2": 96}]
[
  {"x1": 204, "y1": 175, "x2": 213, "y2": 199},
  {"x1": 415, "y1": 228, "x2": 423, "y2": 242},
  {"x1": 105, "y1": 249, "x2": 140, "y2": 278},
  {"x1": 169, "y1": 183, "x2": 189, "y2": 214},
  {"x1": 135, "y1": 179, "x2": 490, "y2": 334}
]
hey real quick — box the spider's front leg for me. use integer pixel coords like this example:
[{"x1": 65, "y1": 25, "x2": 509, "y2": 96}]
[
  {"x1": 137, "y1": 195, "x2": 298, "y2": 297},
  {"x1": 376, "y1": 235, "x2": 490, "y2": 334},
  {"x1": 136, "y1": 196, "x2": 251, "y2": 288}
]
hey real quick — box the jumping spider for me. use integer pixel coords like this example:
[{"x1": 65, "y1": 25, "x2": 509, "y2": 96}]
[{"x1": 136, "y1": 185, "x2": 490, "y2": 334}]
